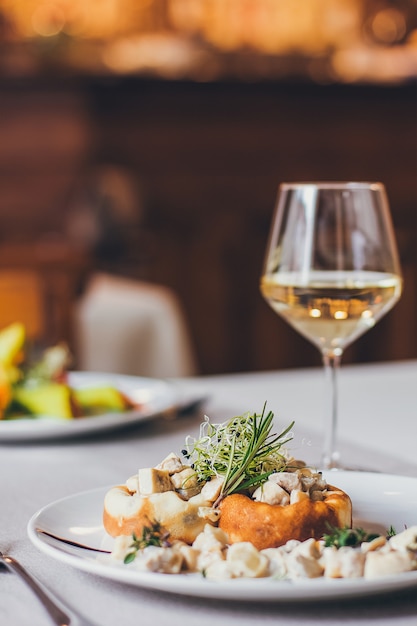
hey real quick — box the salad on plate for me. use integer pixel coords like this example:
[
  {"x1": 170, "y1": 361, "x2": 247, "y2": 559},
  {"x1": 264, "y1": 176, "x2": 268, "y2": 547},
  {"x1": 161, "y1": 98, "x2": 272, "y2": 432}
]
[{"x1": 0, "y1": 322, "x2": 138, "y2": 421}]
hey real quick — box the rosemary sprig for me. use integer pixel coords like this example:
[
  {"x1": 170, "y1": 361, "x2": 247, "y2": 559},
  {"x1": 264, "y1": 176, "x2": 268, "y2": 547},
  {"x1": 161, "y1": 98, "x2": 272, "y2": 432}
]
[
  {"x1": 183, "y1": 404, "x2": 294, "y2": 506},
  {"x1": 123, "y1": 520, "x2": 170, "y2": 564}
]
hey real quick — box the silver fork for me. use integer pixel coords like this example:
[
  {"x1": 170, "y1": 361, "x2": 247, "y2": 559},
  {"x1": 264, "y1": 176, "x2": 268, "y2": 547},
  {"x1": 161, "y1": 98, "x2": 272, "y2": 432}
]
[{"x1": 0, "y1": 550, "x2": 98, "y2": 626}]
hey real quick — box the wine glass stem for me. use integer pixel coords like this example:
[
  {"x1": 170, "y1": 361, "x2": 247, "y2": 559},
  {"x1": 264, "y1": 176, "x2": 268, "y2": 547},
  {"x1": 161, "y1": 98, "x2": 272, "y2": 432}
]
[{"x1": 322, "y1": 352, "x2": 342, "y2": 470}]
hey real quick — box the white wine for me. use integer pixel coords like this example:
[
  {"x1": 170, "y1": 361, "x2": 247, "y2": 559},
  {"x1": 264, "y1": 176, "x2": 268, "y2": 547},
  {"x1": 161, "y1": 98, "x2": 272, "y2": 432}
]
[
  {"x1": 260, "y1": 183, "x2": 403, "y2": 469},
  {"x1": 260, "y1": 271, "x2": 402, "y2": 356}
]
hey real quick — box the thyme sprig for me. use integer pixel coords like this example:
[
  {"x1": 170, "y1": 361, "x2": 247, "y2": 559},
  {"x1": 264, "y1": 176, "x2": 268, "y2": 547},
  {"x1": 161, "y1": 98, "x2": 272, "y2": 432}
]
[
  {"x1": 123, "y1": 520, "x2": 171, "y2": 564},
  {"x1": 323, "y1": 525, "x2": 381, "y2": 549},
  {"x1": 183, "y1": 405, "x2": 294, "y2": 506}
]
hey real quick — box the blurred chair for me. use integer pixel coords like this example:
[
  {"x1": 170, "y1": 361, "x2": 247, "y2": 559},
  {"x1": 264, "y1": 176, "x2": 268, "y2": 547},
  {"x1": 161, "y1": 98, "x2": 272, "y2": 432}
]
[{"x1": 73, "y1": 272, "x2": 198, "y2": 378}]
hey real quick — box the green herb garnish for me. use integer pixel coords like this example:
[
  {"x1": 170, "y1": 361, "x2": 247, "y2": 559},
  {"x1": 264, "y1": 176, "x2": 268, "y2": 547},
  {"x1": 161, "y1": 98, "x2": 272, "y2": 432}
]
[
  {"x1": 183, "y1": 404, "x2": 294, "y2": 506},
  {"x1": 123, "y1": 520, "x2": 170, "y2": 564},
  {"x1": 323, "y1": 525, "x2": 381, "y2": 549},
  {"x1": 386, "y1": 525, "x2": 397, "y2": 538}
]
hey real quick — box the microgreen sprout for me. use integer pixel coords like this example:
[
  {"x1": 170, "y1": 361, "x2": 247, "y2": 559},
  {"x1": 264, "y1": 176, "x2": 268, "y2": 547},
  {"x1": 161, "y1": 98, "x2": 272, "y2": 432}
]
[{"x1": 183, "y1": 404, "x2": 294, "y2": 506}]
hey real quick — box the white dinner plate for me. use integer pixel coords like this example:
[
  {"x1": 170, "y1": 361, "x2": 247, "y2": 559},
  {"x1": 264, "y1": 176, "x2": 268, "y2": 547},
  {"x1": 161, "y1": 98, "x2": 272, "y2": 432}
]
[
  {"x1": 0, "y1": 372, "x2": 179, "y2": 442},
  {"x1": 28, "y1": 471, "x2": 417, "y2": 602}
]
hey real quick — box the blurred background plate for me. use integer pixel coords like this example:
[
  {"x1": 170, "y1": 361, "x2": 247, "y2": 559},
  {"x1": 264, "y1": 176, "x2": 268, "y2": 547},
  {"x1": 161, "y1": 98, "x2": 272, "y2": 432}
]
[{"x1": 0, "y1": 372, "x2": 179, "y2": 442}]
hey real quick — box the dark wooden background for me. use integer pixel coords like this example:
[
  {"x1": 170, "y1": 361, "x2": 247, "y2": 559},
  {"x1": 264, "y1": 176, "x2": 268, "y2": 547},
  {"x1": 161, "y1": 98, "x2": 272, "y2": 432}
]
[{"x1": 0, "y1": 77, "x2": 415, "y2": 374}]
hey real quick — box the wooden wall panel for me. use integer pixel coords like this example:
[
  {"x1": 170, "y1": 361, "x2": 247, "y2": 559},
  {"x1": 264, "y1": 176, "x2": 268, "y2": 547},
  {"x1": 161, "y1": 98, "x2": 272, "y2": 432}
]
[
  {"x1": 86, "y1": 80, "x2": 415, "y2": 373},
  {"x1": 0, "y1": 79, "x2": 415, "y2": 374},
  {"x1": 0, "y1": 86, "x2": 91, "y2": 238}
]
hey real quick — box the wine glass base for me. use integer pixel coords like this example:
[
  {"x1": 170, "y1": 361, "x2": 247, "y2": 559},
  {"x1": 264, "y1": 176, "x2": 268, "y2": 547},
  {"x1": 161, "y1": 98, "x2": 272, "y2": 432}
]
[
  {"x1": 317, "y1": 454, "x2": 382, "y2": 473},
  {"x1": 320, "y1": 452, "x2": 341, "y2": 471},
  {"x1": 317, "y1": 461, "x2": 382, "y2": 473}
]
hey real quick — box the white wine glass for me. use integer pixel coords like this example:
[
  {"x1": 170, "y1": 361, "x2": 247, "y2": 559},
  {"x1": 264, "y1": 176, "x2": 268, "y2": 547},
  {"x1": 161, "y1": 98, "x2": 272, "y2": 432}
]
[{"x1": 260, "y1": 182, "x2": 402, "y2": 470}]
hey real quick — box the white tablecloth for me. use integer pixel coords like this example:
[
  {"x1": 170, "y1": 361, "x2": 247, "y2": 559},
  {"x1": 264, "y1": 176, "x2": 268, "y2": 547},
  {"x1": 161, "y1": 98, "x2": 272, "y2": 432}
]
[{"x1": 1, "y1": 360, "x2": 416, "y2": 626}]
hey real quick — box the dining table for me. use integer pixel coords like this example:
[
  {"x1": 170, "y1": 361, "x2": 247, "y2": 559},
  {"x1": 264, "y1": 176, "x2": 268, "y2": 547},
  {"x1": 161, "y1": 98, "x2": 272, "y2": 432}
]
[{"x1": 1, "y1": 358, "x2": 416, "y2": 626}]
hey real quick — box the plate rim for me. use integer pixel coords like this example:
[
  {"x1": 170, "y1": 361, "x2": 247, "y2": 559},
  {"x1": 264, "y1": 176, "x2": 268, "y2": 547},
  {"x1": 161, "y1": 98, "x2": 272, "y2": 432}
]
[{"x1": 27, "y1": 471, "x2": 417, "y2": 603}]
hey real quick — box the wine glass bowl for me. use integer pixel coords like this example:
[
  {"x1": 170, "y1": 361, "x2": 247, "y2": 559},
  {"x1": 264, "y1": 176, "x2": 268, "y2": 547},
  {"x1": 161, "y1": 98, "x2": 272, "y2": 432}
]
[{"x1": 260, "y1": 182, "x2": 402, "y2": 469}]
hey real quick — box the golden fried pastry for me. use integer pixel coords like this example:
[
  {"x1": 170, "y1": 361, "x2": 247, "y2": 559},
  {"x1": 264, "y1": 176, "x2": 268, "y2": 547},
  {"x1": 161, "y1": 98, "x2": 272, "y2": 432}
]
[{"x1": 218, "y1": 485, "x2": 352, "y2": 551}]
